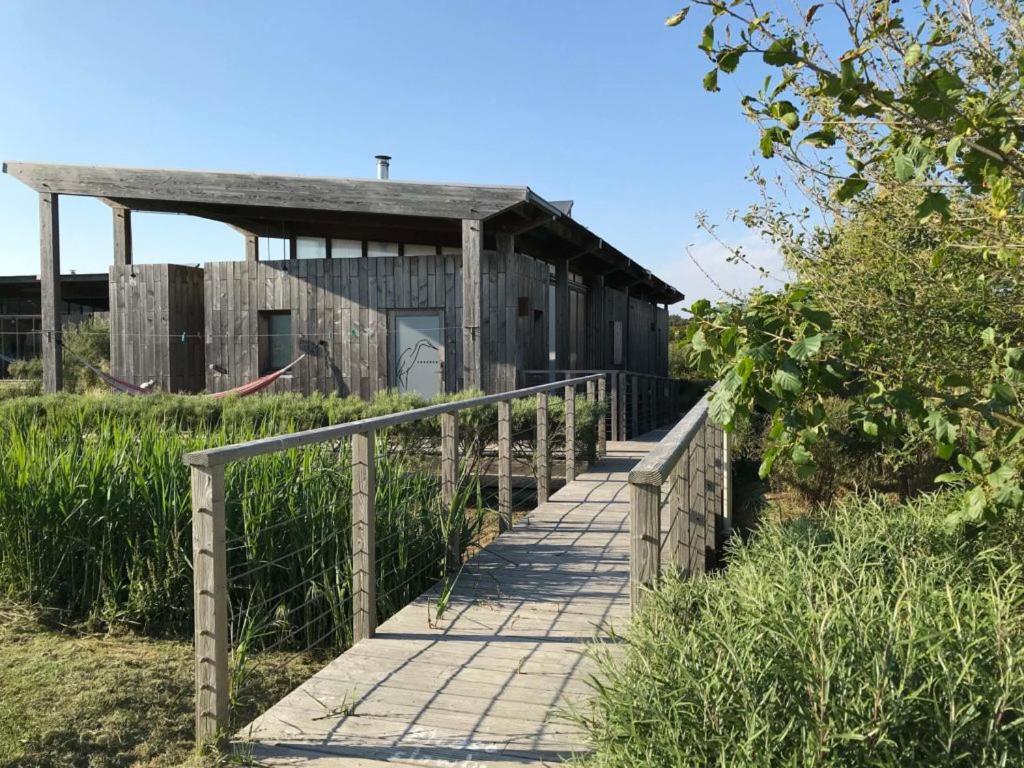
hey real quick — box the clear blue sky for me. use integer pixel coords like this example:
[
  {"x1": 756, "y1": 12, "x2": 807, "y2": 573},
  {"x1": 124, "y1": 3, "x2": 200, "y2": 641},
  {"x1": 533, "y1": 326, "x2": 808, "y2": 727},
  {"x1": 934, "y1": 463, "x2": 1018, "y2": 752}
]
[{"x1": 0, "y1": 0, "x2": 786, "y2": 308}]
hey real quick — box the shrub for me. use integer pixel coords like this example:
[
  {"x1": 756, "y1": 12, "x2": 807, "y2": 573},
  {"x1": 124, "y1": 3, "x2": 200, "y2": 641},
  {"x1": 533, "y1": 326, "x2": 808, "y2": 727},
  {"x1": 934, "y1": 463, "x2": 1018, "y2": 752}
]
[{"x1": 580, "y1": 493, "x2": 1024, "y2": 767}]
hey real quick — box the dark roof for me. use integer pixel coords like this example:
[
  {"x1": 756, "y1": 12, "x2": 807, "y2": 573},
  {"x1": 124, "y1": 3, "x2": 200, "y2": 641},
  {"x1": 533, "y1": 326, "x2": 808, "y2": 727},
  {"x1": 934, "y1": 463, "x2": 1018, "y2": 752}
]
[{"x1": 3, "y1": 161, "x2": 683, "y2": 303}]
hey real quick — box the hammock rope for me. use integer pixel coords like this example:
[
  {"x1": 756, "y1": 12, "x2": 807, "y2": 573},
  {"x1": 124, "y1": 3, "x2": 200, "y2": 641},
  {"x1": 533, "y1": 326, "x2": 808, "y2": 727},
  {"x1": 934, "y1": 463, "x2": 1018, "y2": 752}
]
[{"x1": 59, "y1": 344, "x2": 306, "y2": 398}]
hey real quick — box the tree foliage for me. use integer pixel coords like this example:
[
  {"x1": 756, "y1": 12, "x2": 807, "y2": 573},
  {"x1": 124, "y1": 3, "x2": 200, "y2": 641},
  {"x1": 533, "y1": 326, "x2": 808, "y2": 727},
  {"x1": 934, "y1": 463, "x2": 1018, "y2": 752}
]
[{"x1": 668, "y1": 0, "x2": 1024, "y2": 525}]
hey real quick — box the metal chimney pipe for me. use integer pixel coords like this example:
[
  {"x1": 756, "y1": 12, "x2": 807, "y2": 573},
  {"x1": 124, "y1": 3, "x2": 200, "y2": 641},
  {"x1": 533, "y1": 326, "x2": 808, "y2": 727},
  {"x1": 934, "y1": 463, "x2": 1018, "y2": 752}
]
[{"x1": 375, "y1": 155, "x2": 391, "y2": 180}]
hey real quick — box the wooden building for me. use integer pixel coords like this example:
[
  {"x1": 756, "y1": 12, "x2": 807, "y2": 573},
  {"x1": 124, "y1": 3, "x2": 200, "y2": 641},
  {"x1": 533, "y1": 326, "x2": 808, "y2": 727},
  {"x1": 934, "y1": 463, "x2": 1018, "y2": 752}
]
[{"x1": 3, "y1": 161, "x2": 682, "y2": 396}]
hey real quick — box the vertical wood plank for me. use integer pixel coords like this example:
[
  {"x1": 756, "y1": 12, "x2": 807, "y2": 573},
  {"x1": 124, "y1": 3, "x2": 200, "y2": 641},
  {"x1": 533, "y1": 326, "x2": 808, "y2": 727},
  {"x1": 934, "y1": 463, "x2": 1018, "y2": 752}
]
[
  {"x1": 191, "y1": 464, "x2": 228, "y2": 744},
  {"x1": 440, "y1": 413, "x2": 460, "y2": 573},
  {"x1": 629, "y1": 480, "x2": 660, "y2": 611},
  {"x1": 689, "y1": 422, "x2": 707, "y2": 574},
  {"x1": 461, "y1": 220, "x2": 483, "y2": 392},
  {"x1": 113, "y1": 207, "x2": 132, "y2": 266},
  {"x1": 722, "y1": 429, "x2": 733, "y2": 539},
  {"x1": 704, "y1": 420, "x2": 718, "y2": 566},
  {"x1": 610, "y1": 372, "x2": 620, "y2": 442},
  {"x1": 245, "y1": 233, "x2": 258, "y2": 262},
  {"x1": 564, "y1": 384, "x2": 576, "y2": 483},
  {"x1": 631, "y1": 374, "x2": 639, "y2": 439},
  {"x1": 39, "y1": 192, "x2": 62, "y2": 392},
  {"x1": 667, "y1": 451, "x2": 689, "y2": 574},
  {"x1": 536, "y1": 391, "x2": 550, "y2": 504},
  {"x1": 498, "y1": 399, "x2": 512, "y2": 533},
  {"x1": 555, "y1": 259, "x2": 569, "y2": 369},
  {"x1": 352, "y1": 431, "x2": 376, "y2": 642},
  {"x1": 597, "y1": 375, "x2": 607, "y2": 457}
]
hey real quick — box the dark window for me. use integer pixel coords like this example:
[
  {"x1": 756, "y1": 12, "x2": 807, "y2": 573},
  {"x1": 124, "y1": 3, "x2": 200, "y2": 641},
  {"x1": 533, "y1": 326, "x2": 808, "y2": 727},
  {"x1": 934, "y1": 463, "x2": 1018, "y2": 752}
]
[{"x1": 259, "y1": 311, "x2": 293, "y2": 373}]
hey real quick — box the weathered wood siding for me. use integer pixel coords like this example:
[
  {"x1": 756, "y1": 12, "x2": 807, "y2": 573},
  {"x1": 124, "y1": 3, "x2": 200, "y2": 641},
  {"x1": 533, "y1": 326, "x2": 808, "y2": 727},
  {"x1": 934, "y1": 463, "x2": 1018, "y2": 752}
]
[
  {"x1": 110, "y1": 264, "x2": 205, "y2": 392},
  {"x1": 583, "y1": 283, "x2": 668, "y2": 377},
  {"x1": 203, "y1": 252, "x2": 551, "y2": 397}
]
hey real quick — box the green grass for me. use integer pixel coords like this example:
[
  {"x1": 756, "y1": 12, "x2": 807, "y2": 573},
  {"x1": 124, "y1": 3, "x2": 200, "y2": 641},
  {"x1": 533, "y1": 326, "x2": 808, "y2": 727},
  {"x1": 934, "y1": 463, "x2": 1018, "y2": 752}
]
[
  {"x1": 579, "y1": 493, "x2": 1024, "y2": 767},
  {"x1": 0, "y1": 603, "x2": 320, "y2": 768}
]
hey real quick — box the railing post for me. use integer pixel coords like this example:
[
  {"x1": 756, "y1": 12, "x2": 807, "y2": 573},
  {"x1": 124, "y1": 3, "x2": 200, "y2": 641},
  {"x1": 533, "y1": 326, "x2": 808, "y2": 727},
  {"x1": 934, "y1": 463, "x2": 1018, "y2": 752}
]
[
  {"x1": 440, "y1": 412, "x2": 460, "y2": 573},
  {"x1": 597, "y1": 375, "x2": 607, "y2": 457},
  {"x1": 666, "y1": 450, "x2": 689, "y2": 574},
  {"x1": 352, "y1": 431, "x2": 376, "y2": 642},
  {"x1": 564, "y1": 383, "x2": 576, "y2": 483},
  {"x1": 536, "y1": 391, "x2": 550, "y2": 503},
  {"x1": 704, "y1": 420, "x2": 719, "y2": 565},
  {"x1": 629, "y1": 479, "x2": 660, "y2": 610},
  {"x1": 498, "y1": 399, "x2": 512, "y2": 532},
  {"x1": 631, "y1": 374, "x2": 639, "y2": 439},
  {"x1": 191, "y1": 463, "x2": 229, "y2": 745},
  {"x1": 689, "y1": 424, "x2": 706, "y2": 575},
  {"x1": 722, "y1": 429, "x2": 733, "y2": 538},
  {"x1": 619, "y1": 372, "x2": 627, "y2": 441},
  {"x1": 586, "y1": 378, "x2": 596, "y2": 404},
  {"x1": 610, "y1": 372, "x2": 620, "y2": 442}
]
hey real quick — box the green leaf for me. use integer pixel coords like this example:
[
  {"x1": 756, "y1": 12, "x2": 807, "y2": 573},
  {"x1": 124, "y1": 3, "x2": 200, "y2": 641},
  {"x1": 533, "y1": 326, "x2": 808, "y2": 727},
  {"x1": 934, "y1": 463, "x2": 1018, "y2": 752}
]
[
  {"x1": 771, "y1": 365, "x2": 802, "y2": 393},
  {"x1": 699, "y1": 23, "x2": 715, "y2": 52},
  {"x1": 717, "y1": 45, "x2": 747, "y2": 74},
  {"x1": 903, "y1": 42, "x2": 922, "y2": 66},
  {"x1": 862, "y1": 419, "x2": 879, "y2": 437},
  {"x1": 791, "y1": 443, "x2": 812, "y2": 465},
  {"x1": 709, "y1": 387, "x2": 736, "y2": 426},
  {"x1": 893, "y1": 153, "x2": 917, "y2": 182},
  {"x1": 702, "y1": 67, "x2": 720, "y2": 92},
  {"x1": 835, "y1": 176, "x2": 868, "y2": 202},
  {"x1": 916, "y1": 191, "x2": 951, "y2": 222},
  {"x1": 690, "y1": 329, "x2": 709, "y2": 352},
  {"x1": 801, "y1": 130, "x2": 836, "y2": 148},
  {"x1": 664, "y1": 7, "x2": 689, "y2": 26},
  {"x1": 763, "y1": 37, "x2": 798, "y2": 66},
  {"x1": 736, "y1": 356, "x2": 755, "y2": 382},
  {"x1": 981, "y1": 327, "x2": 997, "y2": 346},
  {"x1": 788, "y1": 334, "x2": 823, "y2": 360}
]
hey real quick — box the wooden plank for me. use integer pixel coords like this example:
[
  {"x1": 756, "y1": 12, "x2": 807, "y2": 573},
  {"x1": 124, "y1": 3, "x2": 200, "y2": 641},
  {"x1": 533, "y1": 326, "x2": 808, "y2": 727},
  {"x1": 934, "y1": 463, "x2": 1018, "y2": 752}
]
[
  {"x1": 610, "y1": 371, "x2": 619, "y2": 442},
  {"x1": 245, "y1": 233, "x2": 258, "y2": 262},
  {"x1": 39, "y1": 192, "x2": 62, "y2": 392},
  {"x1": 440, "y1": 412, "x2": 459, "y2": 573},
  {"x1": 597, "y1": 375, "x2": 607, "y2": 457},
  {"x1": 630, "y1": 374, "x2": 639, "y2": 439},
  {"x1": 666, "y1": 449, "x2": 689, "y2": 574},
  {"x1": 564, "y1": 384, "x2": 576, "y2": 483},
  {"x1": 191, "y1": 464, "x2": 228, "y2": 744},
  {"x1": 461, "y1": 220, "x2": 482, "y2": 392},
  {"x1": 629, "y1": 478, "x2": 659, "y2": 611},
  {"x1": 555, "y1": 259, "x2": 569, "y2": 369},
  {"x1": 352, "y1": 431, "x2": 376, "y2": 642},
  {"x1": 536, "y1": 391, "x2": 549, "y2": 504},
  {"x1": 112, "y1": 207, "x2": 132, "y2": 266},
  {"x1": 498, "y1": 399, "x2": 512, "y2": 533}
]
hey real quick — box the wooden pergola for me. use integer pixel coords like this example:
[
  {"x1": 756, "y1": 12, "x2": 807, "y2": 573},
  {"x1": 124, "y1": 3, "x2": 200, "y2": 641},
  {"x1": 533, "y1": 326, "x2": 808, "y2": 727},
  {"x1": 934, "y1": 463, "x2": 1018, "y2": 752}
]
[{"x1": 3, "y1": 161, "x2": 683, "y2": 393}]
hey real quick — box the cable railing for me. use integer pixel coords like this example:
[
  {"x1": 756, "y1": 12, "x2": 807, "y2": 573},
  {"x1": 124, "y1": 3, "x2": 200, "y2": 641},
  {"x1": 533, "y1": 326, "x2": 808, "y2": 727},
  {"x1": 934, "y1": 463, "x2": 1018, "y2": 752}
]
[
  {"x1": 626, "y1": 393, "x2": 732, "y2": 609},
  {"x1": 182, "y1": 373, "x2": 607, "y2": 745},
  {"x1": 523, "y1": 368, "x2": 699, "y2": 440}
]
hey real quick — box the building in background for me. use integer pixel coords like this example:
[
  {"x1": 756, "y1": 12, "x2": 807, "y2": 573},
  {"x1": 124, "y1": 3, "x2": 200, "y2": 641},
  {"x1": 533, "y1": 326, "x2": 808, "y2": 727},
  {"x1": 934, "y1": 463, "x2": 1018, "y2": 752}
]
[{"x1": 3, "y1": 160, "x2": 682, "y2": 396}]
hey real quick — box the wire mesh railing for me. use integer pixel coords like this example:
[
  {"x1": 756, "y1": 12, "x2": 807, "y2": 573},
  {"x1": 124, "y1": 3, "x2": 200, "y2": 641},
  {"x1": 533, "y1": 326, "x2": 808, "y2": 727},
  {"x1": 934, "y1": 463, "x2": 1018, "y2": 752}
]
[
  {"x1": 182, "y1": 373, "x2": 607, "y2": 746},
  {"x1": 627, "y1": 393, "x2": 732, "y2": 609}
]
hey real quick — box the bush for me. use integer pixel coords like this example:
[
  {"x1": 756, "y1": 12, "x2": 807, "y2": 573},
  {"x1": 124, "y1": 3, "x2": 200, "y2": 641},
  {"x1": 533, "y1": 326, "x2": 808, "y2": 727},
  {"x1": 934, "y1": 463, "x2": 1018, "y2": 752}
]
[{"x1": 580, "y1": 493, "x2": 1024, "y2": 767}]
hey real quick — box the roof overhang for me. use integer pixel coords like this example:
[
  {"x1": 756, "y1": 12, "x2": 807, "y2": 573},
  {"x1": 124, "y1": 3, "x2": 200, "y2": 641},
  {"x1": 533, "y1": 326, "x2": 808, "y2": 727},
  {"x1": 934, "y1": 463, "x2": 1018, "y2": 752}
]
[{"x1": 3, "y1": 161, "x2": 683, "y2": 304}]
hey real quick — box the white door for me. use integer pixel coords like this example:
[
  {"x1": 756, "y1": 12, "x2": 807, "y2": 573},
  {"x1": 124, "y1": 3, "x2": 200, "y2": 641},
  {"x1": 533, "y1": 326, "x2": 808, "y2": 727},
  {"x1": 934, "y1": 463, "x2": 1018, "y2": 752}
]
[{"x1": 392, "y1": 312, "x2": 443, "y2": 398}]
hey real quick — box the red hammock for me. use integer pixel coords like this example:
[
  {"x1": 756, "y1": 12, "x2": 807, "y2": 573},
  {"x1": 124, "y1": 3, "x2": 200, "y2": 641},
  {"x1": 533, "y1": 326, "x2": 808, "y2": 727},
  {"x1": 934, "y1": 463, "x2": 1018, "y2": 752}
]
[{"x1": 64, "y1": 347, "x2": 306, "y2": 398}]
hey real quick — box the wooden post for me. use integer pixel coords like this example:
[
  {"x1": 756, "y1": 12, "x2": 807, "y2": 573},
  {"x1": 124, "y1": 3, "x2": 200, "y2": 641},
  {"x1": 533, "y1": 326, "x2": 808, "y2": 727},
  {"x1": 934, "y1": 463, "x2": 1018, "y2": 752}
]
[
  {"x1": 440, "y1": 413, "x2": 459, "y2": 572},
  {"x1": 245, "y1": 233, "x2": 259, "y2": 262},
  {"x1": 461, "y1": 219, "x2": 483, "y2": 392},
  {"x1": 610, "y1": 372, "x2": 620, "y2": 442},
  {"x1": 704, "y1": 421, "x2": 718, "y2": 565},
  {"x1": 666, "y1": 451, "x2": 689, "y2": 574},
  {"x1": 586, "y1": 378, "x2": 596, "y2": 403},
  {"x1": 629, "y1": 479, "x2": 660, "y2": 610},
  {"x1": 191, "y1": 464, "x2": 228, "y2": 744},
  {"x1": 39, "y1": 192, "x2": 62, "y2": 393},
  {"x1": 498, "y1": 399, "x2": 512, "y2": 532},
  {"x1": 722, "y1": 429, "x2": 733, "y2": 538},
  {"x1": 113, "y1": 207, "x2": 132, "y2": 266},
  {"x1": 597, "y1": 375, "x2": 607, "y2": 457},
  {"x1": 352, "y1": 431, "x2": 376, "y2": 642},
  {"x1": 618, "y1": 372, "x2": 627, "y2": 441},
  {"x1": 630, "y1": 374, "x2": 639, "y2": 439},
  {"x1": 555, "y1": 259, "x2": 569, "y2": 369},
  {"x1": 564, "y1": 384, "x2": 576, "y2": 482},
  {"x1": 536, "y1": 391, "x2": 550, "y2": 503},
  {"x1": 689, "y1": 425, "x2": 706, "y2": 575}
]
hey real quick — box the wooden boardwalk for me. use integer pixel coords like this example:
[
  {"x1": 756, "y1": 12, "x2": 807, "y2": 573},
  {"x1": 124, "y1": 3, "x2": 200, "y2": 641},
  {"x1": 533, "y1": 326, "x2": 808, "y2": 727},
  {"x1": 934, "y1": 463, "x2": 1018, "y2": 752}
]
[{"x1": 240, "y1": 433, "x2": 666, "y2": 767}]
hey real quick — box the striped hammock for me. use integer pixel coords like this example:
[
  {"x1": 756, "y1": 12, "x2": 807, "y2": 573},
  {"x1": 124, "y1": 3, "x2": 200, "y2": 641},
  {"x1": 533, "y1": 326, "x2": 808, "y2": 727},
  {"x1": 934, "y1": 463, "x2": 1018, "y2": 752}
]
[{"x1": 62, "y1": 347, "x2": 306, "y2": 398}]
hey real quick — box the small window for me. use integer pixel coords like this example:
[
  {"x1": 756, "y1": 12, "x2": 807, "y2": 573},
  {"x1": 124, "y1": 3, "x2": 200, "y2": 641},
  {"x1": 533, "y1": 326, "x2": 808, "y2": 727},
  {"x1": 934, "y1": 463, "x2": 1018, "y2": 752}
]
[
  {"x1": 296, "y1": 237, "x2": 327, "y2": 260},
  {"x1": 259, "y1": 311, "x2": 293, "y2": 373},
  {"x1": 404, "y1": 244, "x2": 437, "y2": 257},
  {"x1": 331, "y1": 239, "x2": 362, "y2": 259},
  {"x1": 367, "y1": 241, "x2": 399, "y2": 258}
]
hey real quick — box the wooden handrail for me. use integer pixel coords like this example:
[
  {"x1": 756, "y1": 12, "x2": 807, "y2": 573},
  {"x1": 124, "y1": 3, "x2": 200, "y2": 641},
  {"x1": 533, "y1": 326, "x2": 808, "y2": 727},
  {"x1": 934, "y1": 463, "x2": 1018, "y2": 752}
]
[
  {"x1": 628, "y1": 394, "x2": 710, "y2": 486},
  {"x1": 183, "y1": 373, "x2": 603, "y2": 468},
  {"x1": 627, "y1": 392, "x2": 730, "y2": 610}
]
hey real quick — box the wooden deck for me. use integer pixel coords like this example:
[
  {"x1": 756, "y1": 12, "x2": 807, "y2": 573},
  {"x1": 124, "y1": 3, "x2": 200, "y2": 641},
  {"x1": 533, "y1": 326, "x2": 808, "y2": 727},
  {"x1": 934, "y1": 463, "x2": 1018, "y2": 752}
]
[{"x1": 239, "y1": 433, "x2": 666, "y2": 767}]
